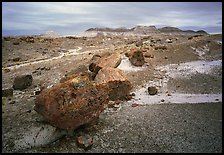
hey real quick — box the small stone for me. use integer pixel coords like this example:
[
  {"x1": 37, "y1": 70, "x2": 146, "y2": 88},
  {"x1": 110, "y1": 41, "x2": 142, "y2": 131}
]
[
  {"x1": 130, "y1": 93, "x2": 135, "y2": 96},
  {"x1": 13, "y1": 42, "x2": 20, "y2": 45},
  {"x1": 148, "y1": 86, "x2": 158, "y2": 95},
  {"x1": 161, "y1": 99, "x2": 165, "y2": 102},
  {"x1": 9, "y1": 100, "x2": 16, "y2": 104},
  {"x1": 167, "y1": 93, "x2": 171, "y2": 96},
  {"x1": 34, "y1": 90, "x2": 41, "y2": 95},
  {"x1": 3, "y1": 68, "x2": 11, "y2": 73},
  {"x1": 26, "y1": 109, "x2": 32, "y2": 113},
  {"x1": 77, "y1": 135, "x2": 93, "y2": 150},
  {"x1": 131, "y1": 103, "x2": 139, "y2": 107},
  {"x1": 12, "y1": 57, "x2": 21, "y2": 62}
]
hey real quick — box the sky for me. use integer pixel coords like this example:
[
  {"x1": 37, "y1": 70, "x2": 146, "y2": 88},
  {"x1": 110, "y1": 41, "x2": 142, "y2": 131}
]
[{"x1": 2, "y1": 2, "x2": 222, "y2": 36}]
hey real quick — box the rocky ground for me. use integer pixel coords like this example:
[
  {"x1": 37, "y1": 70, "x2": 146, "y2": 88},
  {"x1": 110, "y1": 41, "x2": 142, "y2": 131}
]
[{"x1": 2, "y1": 33, "x2": 222, "y2": 153}]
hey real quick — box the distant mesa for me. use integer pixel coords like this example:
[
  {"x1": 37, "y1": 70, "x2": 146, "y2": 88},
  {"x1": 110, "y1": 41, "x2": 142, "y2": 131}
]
[
  {"x1": 81, "y1": 25, "x2": 208, "y2": 37},
  {"x1": 158, "y1": 26, "x2": 183, "y2": 33},
  {"x1": 195, "y1": 30, "x2": 208, "y2": 35}
]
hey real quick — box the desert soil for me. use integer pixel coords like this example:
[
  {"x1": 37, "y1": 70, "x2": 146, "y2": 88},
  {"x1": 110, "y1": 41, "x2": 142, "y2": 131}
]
[{"x1": 2, "y1": 34, "x2": 222, "y2": 153}]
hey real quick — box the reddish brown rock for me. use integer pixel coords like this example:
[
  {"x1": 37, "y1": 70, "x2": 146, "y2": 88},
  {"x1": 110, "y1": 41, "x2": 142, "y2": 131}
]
[
  {"x1": 129, "y1": 49, "x2": 145, "y2": 66},
  {"x1": 95, "y1": 67, "x2": 132, "y2": 101},
  {"x1": 34, "y1": 76, "x2": 109, "y2": 132},
  {"x1": 89, "y1": 52, "x2": 122, "y2": 76},
  {"x1": 77, "y1": 135, "x2": 93, "y2": 150},
  {"x1": 60, "y1": 65, "x2": 93, "y2": 83}
]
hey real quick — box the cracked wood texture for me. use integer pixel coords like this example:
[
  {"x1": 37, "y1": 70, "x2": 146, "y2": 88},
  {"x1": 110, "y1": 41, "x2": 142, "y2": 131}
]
[
  {"x1": 34, "y1": 76, "x2": 109, "y2": 132},
  {"x1": 89, "y1": 52, "x2": 122, "y2": 77},
  {"x1": 95, "y1": 67, "x2": 132, "y2": 101}
]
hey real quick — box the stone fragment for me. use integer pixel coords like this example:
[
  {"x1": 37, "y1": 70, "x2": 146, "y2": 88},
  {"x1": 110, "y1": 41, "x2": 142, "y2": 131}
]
[
  {"x1": 129, "y1": 49, "x2": 145, "y2": 66},
  {"x1": 12, "y1": 57, "x2": 21, "y2": 62},
  {"x1": 89, "y1": 52, "x2": 122, "y2": 76},
  {"x1": 77, "y1": 134, "x2": 93, "y2": 150},
  {"x1": 154, "y1": 46, "x2": 167, "y2": 50},
  {"x1": 147, "y1": 86, "x2": 158, "y2": 95},
  {"x1": 2, "y1": 88, "x2": 13, "y2": 97},
  {"x1": 13, "y1": 74, "x2": 33, "y2": 90}
]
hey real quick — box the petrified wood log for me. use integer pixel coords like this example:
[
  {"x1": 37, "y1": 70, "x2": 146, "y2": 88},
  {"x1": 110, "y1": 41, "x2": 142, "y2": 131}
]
[
  {"x1": 129, "y1": 49, "x2": 145, "y2": 66},
  {"x1": 89, "y1": 52, "x2": 122, "y2": 76},
  {"x1": 95, "y1": 67, "x2": 132, "y2": 101},
  {"x1": 60, "y1": 65, "x2": 93, "y2": 83},
  {"x1": 34, "y1": 76, "x2": 109, "y2": 132}
]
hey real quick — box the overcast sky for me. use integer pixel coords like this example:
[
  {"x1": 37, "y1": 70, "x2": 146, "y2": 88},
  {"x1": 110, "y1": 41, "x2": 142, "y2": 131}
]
[{"x1": 2, "y1": 2, "x2": 222, "y2": 36}]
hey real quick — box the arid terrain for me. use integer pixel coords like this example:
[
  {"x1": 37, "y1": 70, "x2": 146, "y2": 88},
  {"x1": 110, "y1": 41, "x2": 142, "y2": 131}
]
[{"x1": 2, "y1": 26, "x2": 222, "y2": 153}]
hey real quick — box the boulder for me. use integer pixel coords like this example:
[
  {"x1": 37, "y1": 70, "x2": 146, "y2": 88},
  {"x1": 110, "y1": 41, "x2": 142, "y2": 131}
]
[
  {"x1": 129, "y1": 49, "x2": 145, "y2": 66},
  {"x1": 34, "y1": 76, "x2": 109, "y2": 132},
  {"x1": 13, "y1": 74, "x2": 33, "y2": 90},
  {"x1": 89, "y1": 52, "x2": 122, "y2": 76},
  {"x1": 95, "y1": 67, "x2": 132, "y2": 101}
]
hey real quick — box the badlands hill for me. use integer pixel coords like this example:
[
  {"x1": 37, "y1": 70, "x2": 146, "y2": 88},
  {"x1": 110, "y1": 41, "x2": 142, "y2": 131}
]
[{"x1": 80, "y1": 25, "x2": 208, "y2": 37}]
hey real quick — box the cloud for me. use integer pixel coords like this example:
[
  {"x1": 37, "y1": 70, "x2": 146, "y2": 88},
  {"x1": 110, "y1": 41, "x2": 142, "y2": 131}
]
[{"x1": 2, "y1": 2, "x2": 222, "y2": 36}]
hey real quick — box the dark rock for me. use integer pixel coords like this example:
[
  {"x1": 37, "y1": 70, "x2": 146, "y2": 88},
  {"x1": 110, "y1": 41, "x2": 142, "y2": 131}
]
[
  {"x1": 13, "y1": 74, "x2": 33, "y2": 90},
  {"x1": 130, "y1": 93, "x2": 135, "y2": 96},
  {"x1": 12, "y1": 57, "x2": 21, "y2": 62},
  {"x1": 13, "y1": 41, "x2": 20, "y2": 45},
  {"x1": 154, "y1": 46, "x2": 167, "y2": 50},
  {"x1": 34, "y1": 90, "x2": 42, "y2": 95},
  {"x1": 144, "y1": 53, "x2": 151, "y2": 58},
  {"x1": 148, "y1": 86, "x2": 158, "y2": 95},
  {"x1": 2, "y1": 88, "x2": 13, "y2": 97},
  {"x1": 3, "y1": 68, "x2": 11, "y2": 73},
  {"x1": 167, "y1": 93, "x2": 172, "y2": 96},
  {"x1": 9, "y1": 100, "x2": 16, "y2": 104}
]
